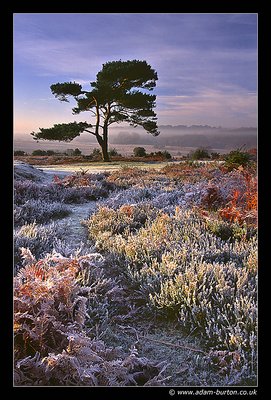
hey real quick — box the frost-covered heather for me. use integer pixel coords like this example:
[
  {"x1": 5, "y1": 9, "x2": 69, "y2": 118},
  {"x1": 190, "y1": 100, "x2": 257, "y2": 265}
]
[
  {"x1": 106, "y1": 162, "x2": 220, "y2": 189},
  {"x1": 85, "y1": 206, "x2": 257, "y2": 382},
  {"x1": 14, "y1": 161, "x2": 47, "y2": 182},
  {"x1": 14, "y1": 222, "x2": 69, "y2": 271},
  {"x1": 14, "y1": 199, "x2": 71, "y2": 226},
  {"x1": 98, "y1": 182, "x2": 220, "y2": 214},
  {"x1": 14, "y1": 179, "x2": 115, "y2": 206},
  {"x1": 100, "y1": 165, "x2": 256, "y2": 214},
  {"x1": 13, "y1": 162, "x2": 257, "y2": 386},
  {"x1": 14, "y1": 251, "x2": 167, "y2": 386}
]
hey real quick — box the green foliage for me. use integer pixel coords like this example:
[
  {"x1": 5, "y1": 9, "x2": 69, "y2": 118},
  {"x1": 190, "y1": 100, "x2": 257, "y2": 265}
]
[
  {"x1": 89, "y1": 148, "x2": 102, "y2": 160},
  {"x1": 205, "y1": 219, "x2": 255, "y2": 241},
  {"x1": 108, "y1": 148, "x2": 121, "y2": 157},
  {"x1": 32, "y1": 150, "x2": 47, "y2": 156},
  {"x1": 190, "y1": 147, "x2": 210, "y2": 160},
  {"x1": 161, "y1": 150, "x2": 172, "y2": 160},
  {"x1": 73, "y1": 148, "x2": 82, "y2": 156},
  {"x1": 31, "y1": 122, "x2": 92, "y2": 142},
  {"x1": 31, "y1": 60, "x2": 159, "y2": 161},
  {"x1": 31, "y1": 149, "x2": 57, "y2": 156},
  {"x1": 133, "y1": 146, "x2": 147, "y2": 157},
  {"x1": 210, "y1": 151, "x2": 220, "y2": 160},
  {"x1": 50, "y1": 81, "x2": 83, "y2": 101},
  {"x1": 224, "y1": 148, "x2": 251, "y2": 170}
]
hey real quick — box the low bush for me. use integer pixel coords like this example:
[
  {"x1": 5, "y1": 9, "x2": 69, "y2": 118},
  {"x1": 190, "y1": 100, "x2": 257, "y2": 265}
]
[
  {"x1": 14, "y1": 222, "x2": 68, "y2": 271},
  {"x1": 190, "y1": 148, "x2": 210, "y2": 160},
  {"x1": 14, "y1": 174, "x2": 116, "y2": 207},
  {"x1": 14, "y1": 199, "x2": 71, "y2": 226},
  {"x1": 85, "y1": 205, "x2": 257, "y2": 383},
  {"x1": 14, "y1": 251, "x2": 167, "y2": 386},
  {"x1": 223, "y1": 149, "x2": 251, "y2": 170}
]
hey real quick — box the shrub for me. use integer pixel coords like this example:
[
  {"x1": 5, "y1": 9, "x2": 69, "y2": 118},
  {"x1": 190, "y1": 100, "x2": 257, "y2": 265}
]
[
  {"x1": 210, "y1": 152, "x2": 220, "y2": 160},
  {"x1": 224, "y1": 148, "x2": 251, "y2": 170},
  {"x1": 32, "y1": 150, "x2": 47, "y2": 156},
  {"x1": 14, "y1": 222, "x2": 68, "y2": 271},
  {"x1": 89, "y1": 148, "x2": 102, "y2": 160},
  {"x1": 14, "y1": 150, "x2": 27, "y2": 156},
  {"x1": 14, "y1": 173, "x2": 116, "y2": 206},
  {"x1": 133, "y1": 147, "x2": 147, "y2": 157},
  {"x1": 14, "y1": 199, "x2": 71, "y2": 226},
  {"x1": 45, "y1": 150, "x2": 56, "y2": 156},
  {"x1": 108, "y1": 148, "x2": 121, "y2": 157},
  {"x1": 190, "y1": 148, "x2": 210, "y2": 160},
  {"x1": 73, "y1": 148, "x2": 82, "y2": 155},
  {"x1": 85, "y1": 204, "x2": 257, "y2": 382},
  {"x1": 161, "y1": 150, "x2": 172, "y2": 160}
]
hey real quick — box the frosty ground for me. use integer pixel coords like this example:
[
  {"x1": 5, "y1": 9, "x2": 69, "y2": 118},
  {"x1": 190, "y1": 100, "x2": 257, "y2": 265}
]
[{"x1": 13, "y1": 160, "x2": 257, "y2": 387}]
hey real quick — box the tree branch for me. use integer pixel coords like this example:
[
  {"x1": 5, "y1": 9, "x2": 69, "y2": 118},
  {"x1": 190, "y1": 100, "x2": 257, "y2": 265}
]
[{"x1": 84, "y1": 129, "x2": 97, "y2": 136}]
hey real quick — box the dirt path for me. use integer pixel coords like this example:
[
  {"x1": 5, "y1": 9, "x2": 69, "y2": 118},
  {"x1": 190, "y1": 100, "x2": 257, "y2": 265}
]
[
  {"x1": 57, "y1": 202, "x2": 96, "y2": 249},
  {"x1": 43, "y1": 169, "x2": 97, "y2": 249}
]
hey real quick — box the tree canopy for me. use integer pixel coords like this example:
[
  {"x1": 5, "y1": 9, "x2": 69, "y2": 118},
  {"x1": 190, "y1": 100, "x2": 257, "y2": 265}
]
[{"x1": 31, "y1": 60, "x2": 159, "y2": 161}]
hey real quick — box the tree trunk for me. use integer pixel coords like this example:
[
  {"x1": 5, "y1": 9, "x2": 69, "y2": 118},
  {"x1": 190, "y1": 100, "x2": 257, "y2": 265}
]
[
  {"x1": 101, "y1": 140, "x2": 110, "y2": 162},
  {"x1": 101, "y1": 124, "x2": 110, "y2": 162}
]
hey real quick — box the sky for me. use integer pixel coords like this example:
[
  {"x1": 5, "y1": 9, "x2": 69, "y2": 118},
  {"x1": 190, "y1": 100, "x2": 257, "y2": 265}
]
[{"x1": 14, "y1": 13, "x2": 257, "y2": 137}]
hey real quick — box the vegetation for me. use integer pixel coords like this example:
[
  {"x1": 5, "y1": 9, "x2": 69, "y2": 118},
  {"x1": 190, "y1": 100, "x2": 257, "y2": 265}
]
[
  {"x1": 224, "y1": 148, "x2": 252, "y2": 170},
  {"x1": 190, "y1": 147, "x2": 210, "y2": 160},
  {"x1": 133, "y1": 146, "x2": 147, "y2": 157},
  {"x1": 13, "y1": 159, "x2": 257, "y2": 386},
  {"x1": 30, "y1": 60, "x2": 159, "y2": 161}
]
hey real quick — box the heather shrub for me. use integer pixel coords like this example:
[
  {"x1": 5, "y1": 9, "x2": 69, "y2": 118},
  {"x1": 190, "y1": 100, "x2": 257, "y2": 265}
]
[
  {"x1": 14, "y1": 199, "x2": 71, "y2": 226},
  {"x1": 99, "y1": 187, "x2": 156, "y2": 209},
  {"x1": 14, "y1": 178, "x2": 115, "y2": 206},
  {"x1": 14, "y1": 162, "x2": 46, "y2": 182},
  {"x1": 85, "y1": 205, "x2": 257, "y2": 382},
  {"x1": 84, "y1": 204, "x2": 161, "y2": 237},
  {"x1": 205, "y1": 218, "x2": 256, "y2": 241},
  {"x1": 13, "y1": 161, "x2": 258, "y2": 386},
  {"x1": 86, "y1": 206, "x2": 257, "y2": 270},
  {"x1": 14, "y1": 222, "x2": 68, "y2": 271}
]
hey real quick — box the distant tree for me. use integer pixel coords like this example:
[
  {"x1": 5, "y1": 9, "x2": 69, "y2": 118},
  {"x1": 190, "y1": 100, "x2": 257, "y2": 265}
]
[
  {"x1": 133, "y1": 147, "x2": 147, "y2": 157},
  {"x1": 73, "y1": 148, "x2": 82, "y2": 156},
  {"x1": 161, "y1": 150, "x2": 172, "y2": 160},
  {"x1": 32, "y1": 150, "x2": 47, "y2": 156},
  {"x1": 14, "y1": 150, "x2": 26, "y2": 156},
  {"x1": 210, "y1": 151, "x2": 220, "y2": 160},
  {"x1": 108, "y1": 148, "x2": 121, "y2": 157},
  {"x1": 46, "y1": 150, "x2": 56, "y2": 156},
  {"x1": 90, "y1": 148, "x2": 102, "y2": 160},
  {"x1": 65, "y1": 149, "x2": 75, "y2": 156},
  {"x1": 190, "y1": 148, "x2": 210, "y2": 160},
  {"x1": 31, "y1": 60, "x2": 159, "y2": 161}
]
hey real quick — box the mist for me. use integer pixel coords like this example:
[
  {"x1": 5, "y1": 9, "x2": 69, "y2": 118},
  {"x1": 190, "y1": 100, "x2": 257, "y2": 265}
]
[{"x1": 109, "y1": 125, "x2": 257, "y2": 150}]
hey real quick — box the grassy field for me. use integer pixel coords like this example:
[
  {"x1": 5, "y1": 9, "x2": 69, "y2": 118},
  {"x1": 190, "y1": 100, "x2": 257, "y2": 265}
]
[{"x1": 13, "y1": 159, "x2": 257, "y2": 387}]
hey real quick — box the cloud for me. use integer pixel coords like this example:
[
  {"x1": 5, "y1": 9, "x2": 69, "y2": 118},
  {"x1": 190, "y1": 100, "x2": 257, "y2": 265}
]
[
  {"x1": 14, "y1": 13, "x2": 257, "y2": 131},
  {"x1": 156, "y1": 88, "x2": 257, "y2": 127}
]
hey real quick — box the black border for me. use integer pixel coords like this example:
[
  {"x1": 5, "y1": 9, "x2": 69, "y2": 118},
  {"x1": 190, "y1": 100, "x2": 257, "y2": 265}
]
[{"x1": 3, "y1": 4, "x2": 268, "y2": 398}]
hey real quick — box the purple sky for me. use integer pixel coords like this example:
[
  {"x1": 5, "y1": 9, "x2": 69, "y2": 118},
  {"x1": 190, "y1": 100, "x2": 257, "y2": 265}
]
[{"x1": 14, "y1": 13, "x2": 257, "y2": 136}]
